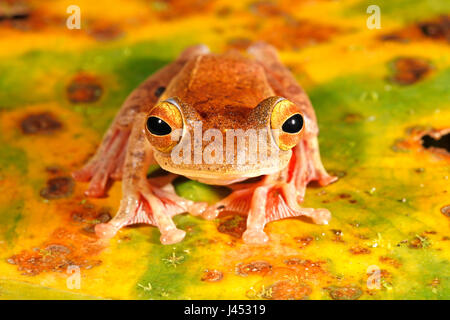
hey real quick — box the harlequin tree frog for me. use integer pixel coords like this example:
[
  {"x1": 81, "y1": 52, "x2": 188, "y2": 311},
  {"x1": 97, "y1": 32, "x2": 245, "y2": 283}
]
[{"x1": 73, "y1": 42, "x2": 337, "y2": 245}]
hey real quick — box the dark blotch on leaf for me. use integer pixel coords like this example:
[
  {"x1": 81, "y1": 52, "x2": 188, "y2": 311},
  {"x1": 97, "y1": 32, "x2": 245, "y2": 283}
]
[
  {"x1": 217, "y1": 213, "x2": 246, "y2": 238},
  {"x1": 235, "y1": 261, "x2": 272, "y2": 277},
  {"x1": 349, "y1": 246, "x2": 371, "y2": 255},
  {"x1": 343, "y1": 113, "x2": 363, "y2": 123},
  {"x1": 201, "y1": 269, "x2": 223, "y2": 282},
  {"x1": 389, "y1": 57, "x2": 432, "y2": 85},
  {"x1": 45, "y1": 244, "x2": 71, "y2": 255},
  {"x1": 88, "y1": 24, "x2": 124, "y2": 41},
  {"x1": 325, "y1": 285, "x2": 363, "y2": 300},
  {"x1": 421, "y1": 132, "x2": 450, "y2": 154},
  {"x1": 20, "y1": 112, "x2": 62, "y2": 134},
  {"x1": 441, "y1": 205, "x2": 450, "y2": 218},
  {"x1": 67, "y1": 73, "x2": 103, "y2": 103},
  {"x1": 40, "y1": 177, "x2": 74, "y2": 200},
  {"x1": 418, "y1": 16, "x2": 450, "y2": 40}
]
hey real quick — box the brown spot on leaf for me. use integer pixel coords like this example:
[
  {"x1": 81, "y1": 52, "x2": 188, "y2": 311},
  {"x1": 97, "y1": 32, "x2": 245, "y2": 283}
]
[
  {"x1": 0, "y1": 1, "x2": 62, "y2": 31},
  {"x1": 68, "y1": 202, "x2": 112, "y2": 235},
  {"x1": 227, "y1": 37, "x2": 253, "y2": 50},
  {"x1": 422, "y1": 132, "x2": 450, "y2": 155},
  {"x1": 151, "y1": 0, "x2": 215, "y2": 20},
  {"x1": 259, "y1": 19, "x2": 341, "y2": 50},
  {"x1": 284, "y1": 259, "x2": 325, "y2": 276},
  {"x1": 67, "y1": 73, "x2": 103, "y2": 103},
  {"x1": 349, "y1": 246, "x2": 371, "y2": 255},
  {"x1": 325, "y1": 285, "x2": 363, "y2": 300},
  {"x1": 40, "y1": 177, "x2": 74, "y2": 200},
  {"x1": 267, "y1": 280, "x2": 312, "y2": 300},
  {"x1": 249, "y1": 1, "x2": 287, "y2": 18},
  {"x1": 380, "y1": 33, "x2": 409, "y2": 43},
  {"x1": 441, "y1": 205, "x2": 450, "y2": 218},
  {"x1": 0, "y1": 0, "x2": 30, "y2": 20},
  {"x1": 8, "y1": 227, "x2": 103, "y2": 276},
  {"x1": 343, "y1": 113, "x2": 364, "y2": 123},
  {"x1": 293, "y1": 236, "x2": 313, "y2": 249},
  {"x1": 245, "y1": 260, "x2": 329, "y2": 299},
  {"x1": 389, "y1": 57, "x2": 433, "y2": 85},
  {"x1": 393, "y1": 127, "x2": 450, "y2": 160},
  {"x1": 328, "y1": 169, "x2": 347, "y2": 178},
  {"x1": 429, "y1": 277, "x2": 440, "y2": 288},
  {"x1": 20, "y1": 112, "x2": 62, "y2": 134},
  {"x1": 201, "y1": 269, "x2": 223, "y2": 282},
  {"x1": 82, "y1": 209, "x2": 112, "y2": 235},
  {"x1": 409, "y1": 234, "x2": 431, "y2": 249},
  {"x1": 45, "y1": 165, "x2": 63, "y2": 175},
  {"x1": 217, "y1": 212, "x2": 246, "y2": 238},
  {"x1": 235, "y1": 260, "x2": 272, "y2": 277},
  {"x1": 379, "y1": 256, "x2": 402, "y2": 268},
  {"x1": 215, "y1": 6, "x2": 232, "y2": 17},
  {"x1": 418, "y1": 16, "x2": 450, "y2": 40},
  {"x1": 381, "y1": 15, "x2": 450, "y2": 43},
  {"x1": 88, "y1": 23, "x2": 124, "y2": 41},
  {"x1": 44, "y1": 244, "x2": 71, "y2": 255},
  {"x1": 330, "y1": 229, "x2": 342, "y2": 236}
]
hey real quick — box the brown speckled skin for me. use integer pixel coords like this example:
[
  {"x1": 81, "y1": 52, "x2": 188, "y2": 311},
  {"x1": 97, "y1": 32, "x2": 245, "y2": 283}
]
[{"x1": 161, "y1": 52, "x2": 274, "y2": 127}]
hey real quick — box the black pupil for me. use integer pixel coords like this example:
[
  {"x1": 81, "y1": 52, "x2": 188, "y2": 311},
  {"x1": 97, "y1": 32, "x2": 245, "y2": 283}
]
[
  {"x1": 282, "y1": 114, "x2": 304, "y2": 134},
  {"x1": 147, "y1": 117, "x2": 172, "y2": 136}
]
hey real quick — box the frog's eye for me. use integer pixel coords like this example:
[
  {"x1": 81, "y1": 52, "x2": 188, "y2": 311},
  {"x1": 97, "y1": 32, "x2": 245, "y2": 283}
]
[
  {"x1": 271, "y1": 99, "x2": 304, "y2": 150},
  {"x1": 145, "y1": 100, "x2": 183, "y2": 153}
]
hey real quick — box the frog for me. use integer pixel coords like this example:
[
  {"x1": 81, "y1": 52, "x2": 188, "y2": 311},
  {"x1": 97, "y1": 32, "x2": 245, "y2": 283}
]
[{"x1": 73, "y1": 42, "x2": 337, "y2": 245}]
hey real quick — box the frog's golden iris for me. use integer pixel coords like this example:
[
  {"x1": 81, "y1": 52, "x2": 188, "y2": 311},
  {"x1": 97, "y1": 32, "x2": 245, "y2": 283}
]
[
  {"x1": 270, "y1": 99, "x2": 304, "y2": 151},
  {"x1": 145, "y1": 100, "x2": 183, "y2": 153}
]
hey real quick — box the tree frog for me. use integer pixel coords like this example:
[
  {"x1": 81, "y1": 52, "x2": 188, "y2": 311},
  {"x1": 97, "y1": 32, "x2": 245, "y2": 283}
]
[{"x1": 73, "y1": 42, "x2": 337, "y2": 245}]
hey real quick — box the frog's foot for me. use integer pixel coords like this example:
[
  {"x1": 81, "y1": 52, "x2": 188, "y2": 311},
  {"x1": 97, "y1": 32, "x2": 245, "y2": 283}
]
[
  {"x1": 73, "y1": 128, "x2": 130, "y2": 197},
  {"x1": 95, "y1": 183, "x2": 192, "y2": 244},
  {"x1": 203, "y1": 183, "x2": 330, "y2": 244},
  {"x1": 243, "y1": 184, "x2": 331, "y2": 244}
]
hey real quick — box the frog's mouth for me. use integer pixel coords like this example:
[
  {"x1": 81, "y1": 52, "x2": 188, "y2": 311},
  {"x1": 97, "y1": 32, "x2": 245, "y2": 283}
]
[
  {"x1": 186, "y1": 176, "x2": 250, "y2": 185},
  {"x1": 152, "y1": 144, "x2": 293, "y2": 186},
  {"x1": 157, "y1": 161, "x2": 289, "y2": 186},
  {"x1": 184, "y1": 168, "x2": 281, "y2": 185}
]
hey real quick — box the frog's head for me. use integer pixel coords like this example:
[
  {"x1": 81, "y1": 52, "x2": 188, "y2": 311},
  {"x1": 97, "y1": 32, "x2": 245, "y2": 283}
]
[
  {"x1": 143, "y1": 54, "x2": 306, "y2": 185},
  {"x1": 144, "y1": 96, "x2": 305, "y2": 185}
]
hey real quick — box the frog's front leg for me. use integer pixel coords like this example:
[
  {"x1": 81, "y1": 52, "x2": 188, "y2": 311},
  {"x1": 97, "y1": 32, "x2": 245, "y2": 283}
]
[
  {"x1": 204, "y1": 169, "x2": 331, "y2": 245},
  {"x1": 73, "y1": 44, "x2": 210, "y2": 197},
  {"x1": 95, "y1": 113, "x2": 193, "y2": 244}
]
